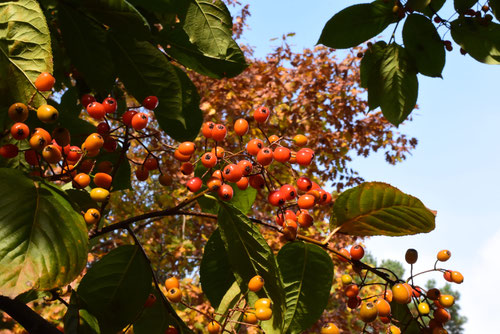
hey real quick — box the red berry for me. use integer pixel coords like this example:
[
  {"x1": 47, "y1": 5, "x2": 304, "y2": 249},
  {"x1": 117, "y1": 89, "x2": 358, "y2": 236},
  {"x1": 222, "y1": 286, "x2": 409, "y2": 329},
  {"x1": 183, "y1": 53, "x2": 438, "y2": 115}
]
[
  {"x1": 246, "y1": 138, "x2": 264, "y2": 155},
  {"x1": 81, "y1": 94, "x2": 96, "y2": 108},
  {"x1": 280, "y1": 184, "x2": 297, "y2": 200},
  {"x1": 296, "y1": 148, "x2": 314, "y2": 166},
  {"x1": 234, "y1": 118, "x2": 249, "y2": 136},
  {"x1": 0, "y1": 144, "x2": 19, "y2": 159},
  {"x1": 97, "y1": 122, "x2": 110, "y2": 135},
  {"x1": 253, "y1": 106, "x2": 270, "y2": 123},
  {"x1": 122, "y1": 110, "x2": 138, "y2": 126},
  {"x1": 256, "y1": 147, "x2": 273, "y2": 166},
  {"x1": 143, "y1": 96, "x2": 159, "y2": 110},
  {"x1": 180, "y1": 162, "x2": 194, "y2": 175},
  {"x1": 201, "y1": 152, "x2": 217, "y2": 168},
  {"x1": 24, "y1": 150, "x2": 40, "y2": 165},
  {"x1": 144, "y1": 157, "x2": 159, "y2": 170},
  {"x1": 296, "y1": 176, "x2": 312, "y2": 191},
  {"x1": 236, "y1": 177, "x2": 249, "y2": 190},
  {"x1": 249, "y1": 174, "x2": 265, "y2": 189},
  {"x1": 87, "y1": 102, "x2": 106, "y2": 120},
  {"x1": 268, "y1": 190, "x2": 286, "y2": 207},
  {"x1": 103, "y1": 136, "x2": 117, "y2": 152},
  {"x1": 273, "y1": 146, "x2": 291, "y2": 163},
  {"x1": 212, "y1": 124, "x2": 227, "y2": 142},
  {"x1": 10, "y1": 123, "x2": 30, "y2": 140},
  {"x1": 223, "y1": 164, "x2": 243, "y2": 182},
  {"x1": 350, "y1": 245, "x2": 365, "y2": 261},
  {"x1": 102, "y1": 97, "x2": 117, "y2": 114},
  {"x1": 131, "y1": 112, "x2": 149, "y2": 130},
  {"x1": 297, "y1": 194, "x2": 315, "y2": 209},
  {"x1": 187, "y1": 177, "x2": 202, "y2": 192},
  {"x1": 202, "y1": 121, "x2": 215, "y2": 139},
  {"x1": 218, "y1": 184, "x2": 234, "y2": 201},
  {"x1": 237, "y1": 159, "x2": 253, "y2": 175}
]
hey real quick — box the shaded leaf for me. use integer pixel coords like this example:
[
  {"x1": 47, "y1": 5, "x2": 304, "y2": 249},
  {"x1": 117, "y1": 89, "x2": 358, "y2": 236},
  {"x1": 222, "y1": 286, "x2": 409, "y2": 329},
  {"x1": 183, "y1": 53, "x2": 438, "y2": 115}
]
[
  {"x1": 360, "y1": 41, "x2": 387, "y2": 109},
  {"x1": 0, "y1": 169, "x2": 88, "y2": 297},
  {"x1": 422, "y1": 0, "x2": 446, "y2": 16},
  {"x1": 318, "y1": 0, "x2": 397, "y2": 49},
  {"x1": 200, "y1": 229, "x2": 236, "y2": 309},
  {"x1": 77, "y1": 245, "x2": 152, "y2": 334},
  {"x1": 277, "y1": 242, "x2": 333, "y2": 334},
  {"x1": 217, "y1": 202, "x2": 284, "y2": 333},
  {"x1": 454, "y1": 0, "x2": 479, "y2": 13},
  {"x1": 379, "y1": 43, "x2": 418, "y2": 125},
  {"x1": 390, "y1": 301, "x2": 421, "y2": 334},
  {"x1": 134, "y1": 289, "x2": 193, "y2": 334},
  {"x1": 491, "y1": 0, "x2": 500, "y2": 21},
  {"x1": 64, "y1": 293, "x2": 101, "y2": 334},
  {"x1": 58, "y1": 3, "x2": 115, "y2": 94},
  {"x1": 14, "y1": 289, "x2": 50, "y2": 304},
  {"x1": 451, "y1": 17, "x2": 500, "y2": 64},
  {"x1": 403, "y1": 14, "x2": 445, "y2": 77},
  {"x1": 214, "y1": 282, "x2": 242, "y2": 333},
  {"x1": 0, "y1": 0, "x2": 52, "y2": 106},
  {"x1": 330, "y1": 182, "x2": 435, "y2": 236},
  {"x1": 81, "y1": 0, "x2": 151, "y2": 40}
]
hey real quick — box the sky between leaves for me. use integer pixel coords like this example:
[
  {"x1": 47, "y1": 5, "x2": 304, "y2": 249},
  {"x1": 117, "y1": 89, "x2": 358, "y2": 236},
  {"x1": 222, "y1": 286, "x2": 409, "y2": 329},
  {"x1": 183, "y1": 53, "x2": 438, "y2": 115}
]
[{"x1": 232, "y1": 0, "x2": 500, "y2": 332}]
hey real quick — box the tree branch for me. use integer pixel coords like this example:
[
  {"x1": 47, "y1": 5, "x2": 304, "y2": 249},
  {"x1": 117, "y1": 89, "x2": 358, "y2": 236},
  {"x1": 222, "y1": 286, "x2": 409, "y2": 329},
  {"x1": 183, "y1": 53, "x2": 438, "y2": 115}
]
[{"x1": 0, "y1": 296, "x2": 63, "y2": 334}]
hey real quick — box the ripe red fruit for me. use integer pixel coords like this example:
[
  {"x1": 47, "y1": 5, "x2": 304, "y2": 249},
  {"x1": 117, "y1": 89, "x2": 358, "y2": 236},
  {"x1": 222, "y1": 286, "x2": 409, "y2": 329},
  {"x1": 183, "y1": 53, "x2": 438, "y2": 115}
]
[
  {"x1": 249, "y1": 174, "x2": 265, "y2": 189},
  {"x1": 81, "y1": 94, "x2": 96, "y2": 108},
  {"x1": 273, "y1": 146, "x2": 291, "y2": 163},
  {"x1": 87, "y1": 102, "x2": 106, "y2": 120},
  {"x1": 131, "y1": 112, "x2": 149, "y2": 130},
  {"x1": 187, "y1": 177, "x2": 202, "y2": 192},
  {"x1": 144, "y1": 157, "x2": 159, "y2": 170},
  {"x1": 337, "y1": 248, "x2": 351, "y2": 262},
  {"x1": 201, "y1": 121, "x2": 215, "y2": 138},
  {"x1": 280, "y1": 184, "x2": 297, "y2": 200},
  {"x1": 253, "y1": 106, "x2": 270, "y2": 123},
  {"x1": 276, "y1": 210, "x2": 297, "y2": 226},
  {"x1": 237, "y1": 160, "x2": 253, "y2": 175},
  {"x1": 297, "y1": 210, "x2": 313, "y2": 227},
  {"x1": 178, "y1": 142, "x2": 196, "y2": 156},
  {"x1": 102, "y1": 97, "x2": 117, "y2": 114},
  {"x1": 296, "y1": 176, "x2": 312, "y2": 191},
  {"x1": 174, "y1": 150, "x2": 191, "y2": 162},
  {"x1": 201, "y1": 152, "x2": 217, "y2": 168},
  {"x1": 347, "y1": 296, "x2": 362, "y2": 309},
  {"x1": 218, "y1": 184, "x2": 234, "y2": 201},
  {"x1": 122, "y1": 110, "x2": 138, "y2": 126},
  {"x1": 212, "y1": 124, "x2": 227, "y2": 141},
  {"x1": 350, "y1": 245, "x2": 365, "y2": 261},
  {"x1": 11, "y1": 123, "x2": 30, "y2": 140},
  {"x1": 66, "y1": 146, "x2": 82, "y2": 161},
  {"x1": 234, "y1": 118, "x2": 249, "y2": 136},
  {"x1": 97, "y1": 122, "x2": 110, "y2": 135},
  {"x1": 246, "y1": 138, "x2": 264, "y2": 155},
  {"x1": 223, "y1": 164, "x2": 243, "y2": 182},
  {"x1": 34, "y1": 72, "x2": 55, "y2": 91},
  {"x1": 256, "y1": 147, "x2": 273, "y2": 165},
  {"x1": 94, "y1": 173, "x2": 113, "y2": 189},
  {"x1": 142, "y1": 96, "x2": 159, "y2": 110},
  {"x1": 236, "y1": 176, "x2": 249, "y2": 190},
  {"x1": 135, "y1": 167, "x2": 149, "y2": 181},
  {"x1": 268, "y1": 190, "x2": 286, "y2": 207},
  {"x1": 344, "y1": 284, "x2": 360, "y2": 298},
  {"x1": 296, "y1": 148, "x2": 314, "y2": 166},
  {"x1": 0, "y1": 144, "x2": 19, "y2": 159},
  {"x1": 180, "y1": 162, "x2": 194, "y2": 175},
  {"x1": 297, "y1": 194, "x2": 315, "y2": 209}
]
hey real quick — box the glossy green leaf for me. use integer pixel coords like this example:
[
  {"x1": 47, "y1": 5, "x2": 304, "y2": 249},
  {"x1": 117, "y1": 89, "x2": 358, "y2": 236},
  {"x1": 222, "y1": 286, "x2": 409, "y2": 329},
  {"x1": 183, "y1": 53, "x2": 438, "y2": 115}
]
[
  {"x1": 451, "y1": 17, "x2": 500, "y2": 64},
  {"x1": 318, "y1": 0, "x2": 397, "y2": 49},
  {"x1": 159, "y1": 0, "x2": 247, "y2": 78},
  {"x1": 422, "y1": 0, "x2": 446, "y2": 16},
  {"x1": 390, "y1": 301, "x2": 420, "y2": 334},
  {"x1": 133, "y1": 289, "x2": 193, "y2": 334},
  {"x1": 379, "y1": 43, "x2": 418, "y2": 125},
  {"x1": 0, "y1": 169, "x2": 88, "y2": 298},
  {"x1": 217, "y1": 202, "x2": 284, "y2": 333},
  {"x1": 454, "y1": 0, "x2": 479, "y2": 13},
  {"x1": 403, "y1": 14, "x2": 445, "y2": 77},
  {"x1": 77, "y1": 245, "x2": 152, "y2": 334},
  {"x1": 330, "y1": 182, "x2": 436, "y2": 236},
  {"x1": 58, "y1": 3, "x2": 115, "y2": 94},
  {"x1": 277, "y1": 242, "x2": 333, "y2": 334},
  {"x1": 81, "y1": 0, "x2": 150, "y2": 39},
  {"x1": 360, "y1": 41, "x2": 387, "y2": 109},
  {"x1": 94, "y1": 149, "x2": 131, "y2": 191},
  {"x1": 200, "y1": 229, "x2": 236, "y2": 309},
  {"x1": 0, "y1": 0, "x2": 52, "y2": 106}
]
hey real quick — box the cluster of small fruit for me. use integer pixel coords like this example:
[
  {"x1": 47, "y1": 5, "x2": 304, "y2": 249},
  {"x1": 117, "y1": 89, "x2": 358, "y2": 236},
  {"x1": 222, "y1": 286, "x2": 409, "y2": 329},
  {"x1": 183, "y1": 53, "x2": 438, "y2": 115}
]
[
  {"x1": 178, "y1": 106, "x2": 332, "y2": 238},
  {"x1": 333, "y1": 245, "x2": 463, "y2": 333}
]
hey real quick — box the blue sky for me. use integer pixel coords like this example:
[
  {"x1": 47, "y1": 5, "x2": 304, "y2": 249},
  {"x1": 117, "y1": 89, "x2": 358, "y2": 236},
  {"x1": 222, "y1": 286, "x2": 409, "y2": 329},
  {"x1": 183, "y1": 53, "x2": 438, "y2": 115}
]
[{"x1": 233, "y1": 1, "x2": 500, "y2": 332}]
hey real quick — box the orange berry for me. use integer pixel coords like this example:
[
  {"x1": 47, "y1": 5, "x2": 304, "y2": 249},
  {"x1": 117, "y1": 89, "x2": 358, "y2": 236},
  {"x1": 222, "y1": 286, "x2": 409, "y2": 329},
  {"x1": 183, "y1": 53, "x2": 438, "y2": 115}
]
[
  {"x1": 201, "y1": 152, "x2": 217, "y2": 168},
  {"x1": 211, "y1": 146, "x2": 225, "y2": 158},
  {"x1": 248, "y1": 275, "x2": 264, "y2": 292},
  {"x1": 202, "y1": 121, "x2": 215, "y2": 138},
  {"x1": 337, "y1": 248, "x2": 351, "y2": 262},
  {"x1": 350, "y1": 245, "x2": 365, "y2": 261},
  {"x1": 253, "y1": 106, "x2": 270, "y2": 123},
  {"x1": 174, "y1": 149, "x2": 191, "y2": 162},
  {"x1": 86, "y1": 102, "x2": 106, "y2": 120},
  {"x1": 268, "y1": 190, "x2": 286, "y2": 207},
  {"x1": 297, "y1": 194, "x2": 315, "y2": 209},
  {"x1": 359, "y1": 302, "x2": 378, "y2": 323},
  {"x1": 437, "y1": 250, "x2": 451, "y2": 262},
  {"x1": 217, "y1": 184, "x2": 233, "y2": 201},
  {"x1": 438, "y1": 294, "x2": 454, "y2": 308},
  {"x1": 10, "y1": 123, "x2": 30, "y2": 140},
  {"x1": 42, "y1": 145, "x2": 62, "y2": 163},
  {"x1": 207, "y1": 176, "x2": 222, "y2": 191},
  {"x1": 8, "y1": 103, "x2": 29, "y2": 122},
  {"x1": 246, "y1": 138, "x2": 264, "y2": 155},
  {"x1": 166, "y1": 287, "x2": 182, "y2": 303},
  {"x1": 295, "y1": 148, "x2": 314, "y2": 166},
  {"x1": 320, "y1": 323, "x2": 339, "y2": 334},
  {"x1": 178, "y1": 141, "x2": 196, "y2": 156},
  {"x1": 256, "y1": 147, "x2": 273, "y2": 165},
  {"x1": 34, "y1": 72, "x2": 55, "y2": 91},
  {"x1": 293, "y1": 134, "x2": 308, "y2": 147},
  {"x1": 255, "y1": 307, "x2": 272, "y2": 320},
  {"x1": 296, "y1": 210, "x2": 313, "y2": 227},
  {"x1": 273, "y1": 146, "x2": 291, "y2": 163},
  {"x1": 212, "y1": 124, "x2": 227, "y2": 141},
  {"x1": 344, "y1": 284, "x2": 359, "y2": 298},
  {"x1": 37, "y1": 104, "x2": 59, "y2": 123},
  {"x1": 84, "y1": 208, "x2": 100, "y2": 224},
  {"x1": 434, "y1": 307, "x2": 451, "y2": 323},
  {"x1": 180, "y1": 162, "x2": 194, "y2": 175},
  {"x1": 94, "y1": 172, "x2": 112, "y2": 189},
  {"x1": 243, "y1": 311, "x2": 258, "y2": 324},
  {"x1": 234, "y1": 118, "x2": 249, "y2": 136},
  {"x1": 375, "y1": 298, "x2": 391, "y2": 317},
  {"x1": 237, "y1": 159, "x2": 253, "y2": 175},
  {"x1": 84, "y1": 133, "x2": 104, "y2": 151},
  {"x1": 451, "y1": 271, "x2": 464, "y2": 284},
  {"x1": 165, "y1": 277, "x2": 180, "y2": 290},
  {"x1": 236, "y1": 176, "x2": 249, "y2": 190},
  {"x1": 296, "y1": 176, "x2": 312, "y2": 191},
  {"x1": 131, "y1": 112, "x2": 149, "y2": 130},
  {"x1": 223, "y1": 164, "x2": 243, "y2": 182},
  {"x1": 207, "y1": 321, "x2": 220, "y2": 334},
  {"x1": 392, "y1": 283, "x2": 411, "y2": 304},
  {"x1": 73, "y1": 173, "x2": 91, "y2": 189},
  {"x1": 268, "y1": 134, "x2": 279, "y2": 143}
]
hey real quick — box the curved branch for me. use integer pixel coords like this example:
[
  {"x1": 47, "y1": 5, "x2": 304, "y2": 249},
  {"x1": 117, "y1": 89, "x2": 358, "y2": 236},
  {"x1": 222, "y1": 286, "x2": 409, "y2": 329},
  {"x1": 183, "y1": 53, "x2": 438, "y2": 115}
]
[{"x1": 0, "y1": 296, "x2": 62, "y2": 334}]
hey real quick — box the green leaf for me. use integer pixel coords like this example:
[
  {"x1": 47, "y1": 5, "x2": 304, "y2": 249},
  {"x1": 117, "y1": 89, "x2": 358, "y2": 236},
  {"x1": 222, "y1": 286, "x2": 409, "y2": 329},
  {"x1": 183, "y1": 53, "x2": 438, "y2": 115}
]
[
  {"x1": 14, "y1": 289, "x2": 51, "y2": 304},
  {"x1": 94, "y1": 149, "x2": 131, "y2": 191},
  {"x1": 217, "y1": 202, "x2": 284, "y2": 333},
  {"x1": 403, "y1": 14, "x2": 445, "y2": 77},
  {"x1": 214, "y1": 282, "x2": 243, "y2": 332},
  {"x1": 490, "y1": 0, "x2": 500, "y2": 21},
  {"x1": 406, "y1": 0, "x2": 431, "y2": 12},
  {"x1": 109, "y1": 34, "x2": 198, "y2": 141},
  {"x1": 451, "y1": 17, "x2": 500, "y2": 64},
  {"x1": 127, "y1": 0, "x2": 181, "y2": 13},
  {"x1": 159, "y1": 0, "x2": 247, "y2": 78},
  {"x1": 422, "y1": 0, "x2": 446, "y2": 16},
  {"x1": 64, "y1": 293, "x2": 101, "y2": 334},
  {"x1": 0, "y1": 169, "x2": 88, "y2": 298},
  {"x1": 65, "y1": 189, "x2": 98, "y2": 213},
  {"x1": 318, "y1": 0, "x2": 397, "y2": 49},
  {"x1": 200, "y1": 229, "x2": 236, "y2": 309},
  {"x1": 165, "y1": 66, "x2": 203, "y2": 142},
  {"x1": 390, "y1": 301, "x2": 421, "y2": 334},
  {"x1": 0, "y1": 0, "x2": 52, "y2": 106},
  {"x1": 360, "y1": 41, "x2": 387, "y2": 109},
  {"x1": 379, "y1": 43, "x2": 418, "y2": 126},
  {"x1": 277, "y1": 242, "x2": 333, "y2": 334},
  {"x1": 133, "y1": 289, "x2": 193, "y2": 334},
  {"x1": 58, "y1": 3, "x2": 115, "y2": 94},
  {"x1": 77, "y1": 245, "x2": 152, "y2": 334},
  {"x1": 81, "y1": 0, "x2": 151, "y2": 40},
  {"x1": 330, "y1": 182, "x2": 436, "y2": 236},
  {"x1": 454, "y1": 0, "x2": 479, "y2": 13}
]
